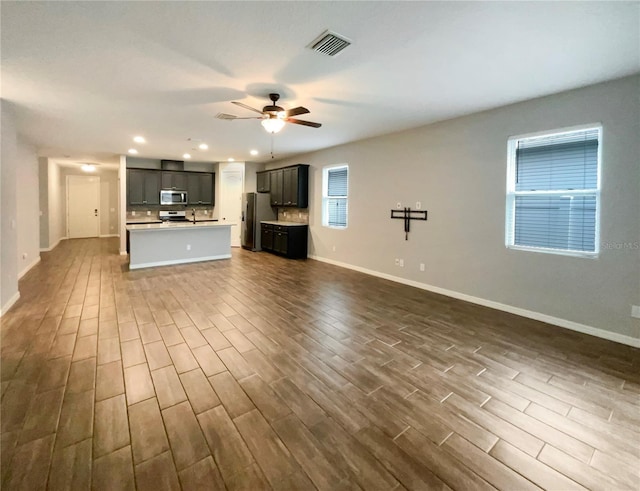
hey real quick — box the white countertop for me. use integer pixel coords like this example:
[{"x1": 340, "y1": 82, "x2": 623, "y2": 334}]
[
  {"x1": 127, "y1": 221, "x2": 236, "y2": 231},
  {"x1": 260, "y1": 221, "x2": 308, "y2": 227}
]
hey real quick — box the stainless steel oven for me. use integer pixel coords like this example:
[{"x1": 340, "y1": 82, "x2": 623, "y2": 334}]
[{"x1": 160, "y1": 189, "x2": 188, "y2": 206}]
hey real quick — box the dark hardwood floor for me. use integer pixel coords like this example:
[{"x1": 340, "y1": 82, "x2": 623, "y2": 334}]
[{"x1": 1, "y1": 237, "x2": 639, "y2": 490}]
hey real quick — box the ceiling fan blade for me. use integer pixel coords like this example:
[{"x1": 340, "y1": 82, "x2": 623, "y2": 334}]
[
  {"x1": 286, "y1": 118, "x2": 322, "y2": 128},
  {"x1": 284, "y1": 106, "x2": 310, "y2": 118},
  {"x1": 231, "y1": 101, "x2": 264, "y2": 114},
  {"x1": 216, "y1": 113, "x2": 264, "y2": 121}
]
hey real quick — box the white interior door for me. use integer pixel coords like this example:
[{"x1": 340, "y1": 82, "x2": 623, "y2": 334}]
[
  {"x1": 67, "y1": 175, "x2": 100, "y2": 238},
  {"x1": 219, "y1": 168, "x2": 243, "y2": 247}
]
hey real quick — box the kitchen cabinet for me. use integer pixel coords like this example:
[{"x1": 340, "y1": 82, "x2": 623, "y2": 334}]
[
  {"x1": 127, "y1": 169, "x2": 160, "y2": 206},
  {"x1": 270, "y1": 169, "x2": 283, "y2": 206},
  {"x1": 187, "y1": 173, "x2": 215, "y2": 206},
  {"x1": 267, "y1": 164, "x2": 308, "y2": 208},
  {"x1": 257, "y1": 171, "x2": 270, "y2": 193},
  {"x1": 127, "y1": 168, "x2": 214, "y2": 208},
  {"x1": 260, "y1": 223, "x2": 308, "y2": 259},
  {"x1": 260, "y1": 223, "x2": 274, "y2": 250},
  {"x1": 161, "y1": 171, "x2": 188, "y2": 190}
]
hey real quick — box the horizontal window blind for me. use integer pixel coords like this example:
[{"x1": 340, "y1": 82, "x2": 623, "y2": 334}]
[
  {"x1": 327, "y1": 198, "x2": 348, "y2": 227},
  {"x1": 516, "y1": 130, "x2": 598, "y2": 191},
  {"x1": 514, "y1": 195, "x2": 596, "y2": 252},
  {"x1": 324, "y1": 166, "x2": 348, "y2": 227},
  {"x1": 327, "y1": 167, "x2": 348, "y2": 196},
  {"x1": 508, "y1": 127, "x2": 600, "y2": 254}
]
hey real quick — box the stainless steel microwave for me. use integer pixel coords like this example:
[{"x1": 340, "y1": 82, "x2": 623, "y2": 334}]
[{"x1": 160, "y1": 189, "x2": 188, "y2": 206}]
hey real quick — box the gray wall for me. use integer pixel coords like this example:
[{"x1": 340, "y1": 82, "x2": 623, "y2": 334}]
[
  {"x1": 47, "y1": 159, "x2": 63, "y2": 247},
  {"x1": 16, "y1": 136, "x2": 40, "y2": 276},
  {"x1": 39, "y1": 157, "x2": 49, "y2": 248},
  {"x1": 1, "y1": 100, "x2": 19, "y2": 313},
  {"x1": 269, "y1": 75, "x2": 640, "y2": 342}
]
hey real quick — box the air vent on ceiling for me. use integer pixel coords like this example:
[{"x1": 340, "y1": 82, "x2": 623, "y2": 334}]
[{"x1": 308, "y1": 30, "x2": 351, "y2": 57}]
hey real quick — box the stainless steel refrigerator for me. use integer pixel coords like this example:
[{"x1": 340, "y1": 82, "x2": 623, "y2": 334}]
[{"x1": 241, "y1": 192, "x2": 277, "y2": 251}]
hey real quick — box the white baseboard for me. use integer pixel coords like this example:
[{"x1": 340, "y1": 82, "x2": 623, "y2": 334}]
[
  {"x1": 18, "y1": 256, "x2": 41, "y2": 279},
  {"x1": 309, "y1": 255, "x2": 640, "y2": 348},
  {"x1": 99, "y1": 234, "x2": 120, "y2": 238},
  {"x1": 0, "y1": 291, "x2": 20, "y2": 317},
  {"x1": 129, "y1": 254, "x2": 231, "y2": 270},
  {"x1": 40, "y1": 236, "x2": 66, "y2": 252}
]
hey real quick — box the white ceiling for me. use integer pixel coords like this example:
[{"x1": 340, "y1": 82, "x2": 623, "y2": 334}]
[{"x1": 2, "y1": 1, "x2": 639, "y2": 165}]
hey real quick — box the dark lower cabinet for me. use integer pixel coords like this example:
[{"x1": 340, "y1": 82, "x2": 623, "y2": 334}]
[
  {"x1": 260, "y1": 224, "x2": 273, "y2": 250},
  {"x1": 260, "y1": 223, "x2": 308, "y2": 259}
]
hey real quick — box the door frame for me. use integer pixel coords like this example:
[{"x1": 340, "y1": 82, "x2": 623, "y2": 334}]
[
  {"x1": 66, "y1": 174, "x2": 101, "y2": 238},
  {"x1": 219, "y1": 162, "x2": 245, "y2": 247}
]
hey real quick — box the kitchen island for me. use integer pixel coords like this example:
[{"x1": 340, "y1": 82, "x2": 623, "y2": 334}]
[{"x1": 126, "y1": 221, "x2": 236, "y2": 270}]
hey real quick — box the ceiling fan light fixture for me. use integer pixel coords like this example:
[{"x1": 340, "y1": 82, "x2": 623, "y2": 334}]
[{"x1": 261, "y1": 118, "x2": 285, "y2": 134}]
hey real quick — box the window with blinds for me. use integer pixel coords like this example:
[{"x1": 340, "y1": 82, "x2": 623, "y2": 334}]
[
  {"x1": 506, "y1": 126, "x2": 600, "y2": 256},
  {"x1": 323, "y1": 165, "x2": 349, "y2": 228}
]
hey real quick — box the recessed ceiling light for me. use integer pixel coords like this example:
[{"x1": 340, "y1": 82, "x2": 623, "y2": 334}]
[
  {"x1": 227, "y1": 158, "x2": 234, "y2": 162},
  {"x1": 183, "y1": 153, "x2": 191, "y2": 159},
  {"x1": 198, "y1": 143, "x2": 208, "y2": 150},
  {"x1": 133, "y1": 136, "x2": 146, "y2": 143},
  {"x1": 81, "y1": 164, "x2": 96, "y2": 172},
  {"x1": 128, "y1": 148, "x2": 138, "y2": 155},
  {"x1": 250, "y1": 149, "x2": 258, "y2": 156}
]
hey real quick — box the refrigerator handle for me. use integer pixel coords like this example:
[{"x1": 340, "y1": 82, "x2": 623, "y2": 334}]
[{"x1": 242, "y1": 202, "x2": 246, "y2": 222}]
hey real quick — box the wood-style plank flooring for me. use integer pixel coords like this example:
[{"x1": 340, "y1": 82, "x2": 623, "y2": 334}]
[{"x1": 2, "y1": 238, "x2": 639, "y2": 490}]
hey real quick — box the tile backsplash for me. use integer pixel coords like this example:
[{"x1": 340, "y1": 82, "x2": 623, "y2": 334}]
[
  {"x1": 126, "y1": 208, "x2": 214, "y2": 221},
  {"x1": 278, "y1": 208, "x2": 309, "y2": 224}
]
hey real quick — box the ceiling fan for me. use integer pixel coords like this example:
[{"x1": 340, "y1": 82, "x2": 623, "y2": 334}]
[{"x1": 217, "y1": 93, "x2": 322, "y2": 133}]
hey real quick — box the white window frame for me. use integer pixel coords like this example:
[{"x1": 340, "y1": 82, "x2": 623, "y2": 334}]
[
  {"x1": 322, "y1": 164, "x2": 349, "y2": 229},
  {"x1": 505, "y1": 123, "x2": 602, "y2": 258}
]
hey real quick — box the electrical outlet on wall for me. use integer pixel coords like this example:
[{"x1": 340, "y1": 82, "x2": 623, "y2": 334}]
[
  {"x1": 420, "y1": 263, "x2": 425, "y2": 271},
  {"x1": 632, "y1": 305, "x2": 640, "y2": 319},
  {"x1": 416, "y1": 201, "x2": 421, "y2": 210},
  {"x1": 131, "y1": 211, "x2": 136, "y2": 216},
  {"x1": 332, "y1": 245, "x2": 336, "y2": 252},
  {"x1": 186, "y1": 244, "x2": 191, "y2": 251},
  {"x1": 396, "y1": 202, "x2": 402, "y2": 209},
  {"x1": 399, "y1": 259, "x2": 404, "y2": 267},
  {"x1": 147, "y1": 211, "x2": 151, "y2": 216},
  {"x1": 395, "y1": 258, "x2": 400, "y2": 266}
]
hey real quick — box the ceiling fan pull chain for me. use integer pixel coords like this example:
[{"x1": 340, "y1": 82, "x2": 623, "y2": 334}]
[{"x1": 271, "y1": 133, "x2": 275, "y2": 159}]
